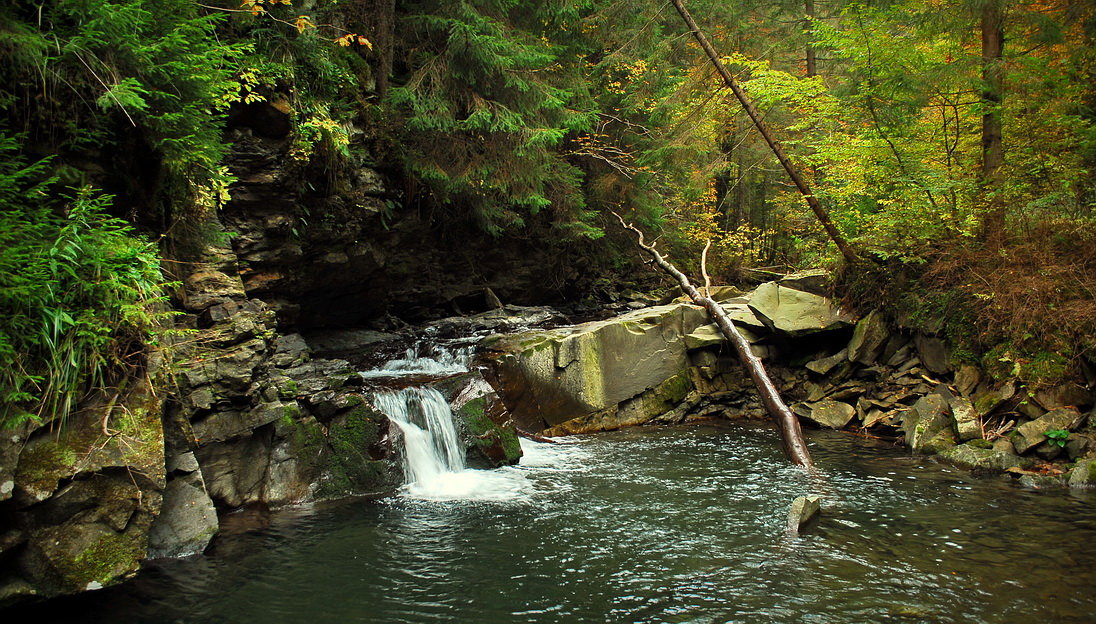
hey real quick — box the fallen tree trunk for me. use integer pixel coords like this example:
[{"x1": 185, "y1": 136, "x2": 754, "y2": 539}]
[{"x1": 614, "y1": 213, "x2": 815, "y2": 470}]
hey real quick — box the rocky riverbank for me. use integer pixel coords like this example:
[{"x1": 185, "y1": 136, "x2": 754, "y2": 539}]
[{"x1": 480, "y1": 273, "x2": 1096, "y2": 488}]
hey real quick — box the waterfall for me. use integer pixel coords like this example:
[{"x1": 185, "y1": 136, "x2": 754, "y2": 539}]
[
  {"x1": 366, "y1": 341, "x2": 532, "y2": 501},
  {"x1": 374, "y1": 387, "x2": 466, "y2": 490}
]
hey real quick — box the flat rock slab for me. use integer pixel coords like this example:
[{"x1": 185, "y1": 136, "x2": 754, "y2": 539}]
[
  {"x1": 1012, "y1": 407, "x2": 1085, "y2": 454},
  {"x1": 747, "y1": 282, "x2": 853, "y2": 337}
]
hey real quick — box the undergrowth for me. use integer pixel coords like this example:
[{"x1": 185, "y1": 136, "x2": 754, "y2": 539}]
[
  {"x1": 841, "y1": 219, "x2": 1096, "y2": 387},
  {"x1": 0, "y1": 137, "x2": 172, "y2": 429}
]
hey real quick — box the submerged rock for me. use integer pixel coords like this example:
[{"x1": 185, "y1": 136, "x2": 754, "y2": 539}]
[{"x1": 786, "y1": 495, "x2": 822, "y2": 535}]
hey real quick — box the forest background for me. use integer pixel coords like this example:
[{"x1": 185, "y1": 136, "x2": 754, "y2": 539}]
[{"x1": 0, "y1": 0, "x2": 1092, "y2": 428}]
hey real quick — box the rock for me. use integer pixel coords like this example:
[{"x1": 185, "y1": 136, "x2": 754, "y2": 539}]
[
  {"x1": 1035, "y1": 383, "x2": 1093, "y2": 411},
  {"x1": 1018, "y1": 474, "x2": 1064, "y2": 489},
  {"x1": 953, "y1": 365, "x2": 982, "y2": 397},
  {"x1": 798, "y1": 400, "x2": 856, "y2": 429},
  {"x1": 937, "y1": 442, "x2": 1032, "y2": 472},
  {"x1": 972, "y1": 380, "x2": 1017, "y2": 417},
  {"x1": 901, "y1": 394, "x2": 956, "y2": 453},
  {"x1": 914, "y1": 333, "x2": 950, "y2": 374},
  {"x1": 1033, "y1": 441, "x2": 1064, "y2": 461},
  {"x1": 778, "y1": 269, "x2": 830, "y2": 296},
  {"x1": 1065, "y1": 434, "x2": 1090, "y2": 461},
  {"x1": 746, "y1": 282, "x2": 854, "y2": 337},
  {"x1": 684, "y1": 324, "x2": 725, "y2": 350},
  {"x1": 1067, "y1": 459, "x2": 1096, "y2": 488},
  {"x1": 436, "y1": 373, "x2": 522, "y2": 468},
  {"x1": 182, "y1": 269, "x2": 247, "y2": 312},
  {"x1": 1015, "y1": 391, "x2": 1046, "y2": 420},
  {"x1": 484, "y1": 304, "x2": 708, "y2": 431},
  {"x1": 847, "y1": 310, "x2": 889, "y2": 365},
  {"x1": 806, "y1": 349, "x2": 848, "y2": 375},
  {"x1": 947, "y1": 395, "x2": 981, "y2": 442},
  {"x1": 146, "y1": 471, "x2": 218, "y2": 559},
  {"x1": 1010, "y1": 407, "x2": 1085, "y2": 454},
  {"x1": 786, "y1": 495, "x2": 822, "y2": 535}
]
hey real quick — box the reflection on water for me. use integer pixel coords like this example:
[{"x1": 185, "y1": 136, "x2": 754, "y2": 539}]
[{"x1": 26, "y1": 423, "x2": 1096, "y2": 624}]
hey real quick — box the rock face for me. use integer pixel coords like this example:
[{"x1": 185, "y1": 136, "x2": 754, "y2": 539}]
[
  {"x1": 0, "y1": 364, "x2": 167, "y2": 602},
  {"x1": 484, "y1": 304, "x2": 709, "y2": 432}
]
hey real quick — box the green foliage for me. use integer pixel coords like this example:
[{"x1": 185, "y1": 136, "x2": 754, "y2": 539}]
[
  {"x1": 1045, "y1": 429, "x2": 1070, "y2": 447},
  {"x1": 0, "y1": 137, "x2": 169, "y2": 428},
  {"x1": 387, "y1": 0, "x2": 597, "y2": 235}
]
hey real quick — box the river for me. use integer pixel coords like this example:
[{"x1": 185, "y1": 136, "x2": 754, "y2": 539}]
[{"x1": 32, "y1": 421, "x2": 1096, "y2": 623}]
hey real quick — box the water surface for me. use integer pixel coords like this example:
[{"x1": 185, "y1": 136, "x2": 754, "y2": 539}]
[{"x1": 38, "y1": 423, "x2": 1096, "y2": 623}]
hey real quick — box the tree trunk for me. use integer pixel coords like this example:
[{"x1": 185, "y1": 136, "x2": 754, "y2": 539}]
[
  {"x1": 613, "y1": 214, "x2": 815, "y2": 471},
  {"x1": 805, "y1": 0, "x2": 817, "y2": 77},
  {"x1": 980, "y1": 0, "x2": 1006, "y2": 245},
  {"x1": 668, "y1": 0, "x2": 859, "y2": 265}
]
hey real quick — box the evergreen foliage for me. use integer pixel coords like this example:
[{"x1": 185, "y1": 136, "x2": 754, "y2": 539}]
[{"x1": 387, "y1": 0, "x2": 598, "y2": 235}]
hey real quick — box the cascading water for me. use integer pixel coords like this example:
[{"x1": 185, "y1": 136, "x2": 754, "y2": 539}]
[
  {"x1": 374, "y1": 387, "x2": 467, "y2": 494},
  {"x1": 364, "y1": 341, "x2": 531, "y2": 501}
]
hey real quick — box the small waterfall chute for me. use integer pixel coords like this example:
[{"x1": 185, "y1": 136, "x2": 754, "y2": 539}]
[{"x1": 367, "y1": 342, "x2": 531, "y2": 501}]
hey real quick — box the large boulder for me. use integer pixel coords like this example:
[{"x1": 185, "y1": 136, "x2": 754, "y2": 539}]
[
  {"x1": 747, "y1": 282, "x2": 853, "y2": 337},
  {"x1": 484, "y1": 304, "x2": 708, "y2": 432}
]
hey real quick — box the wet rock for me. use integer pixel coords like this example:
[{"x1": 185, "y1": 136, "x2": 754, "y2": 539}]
[
  {"x1": 786, "y1": 495, "x2": 822, "y2": 535},
  {"x1": 901, "y1": 394, "x2": 956, "y2": 453},
  {"x1": 1018, "y1": 473, "x2": 1064, "y2": 489},
  {"x1": 1067, "y1": 459, "x2": 1096, "y2": 488},
  {"x1": 847, "y1": 310, "x2": 889, "y2": 365},
  {"x1": 1010, "y1": 407, "x2": 1085, "y2": 455},
  {"x1": 914, "y1": 333, "x2": 950, "y2": 375},
  {"x1": 795, "y1": 399, "x2": 855, "y2": 429},
  {"x1": 746, "y1": 282, "x2": 853, "y2": 337},
  {"x1": 937, "y1": 442, "x2": 1031, "y2": 472},
  {"x1": 146, "y1": 466, "x2": 218, "y2": 559},
  {"x1": 436, "y1": 373, "x2": 522, "y2": 468}
]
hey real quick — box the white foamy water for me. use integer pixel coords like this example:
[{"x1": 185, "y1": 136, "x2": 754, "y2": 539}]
[
  {"x1": 359, "y1": 343, "x2": 475, "y2": 379},
  {"x1": 367, "y1": 342, "x2": 586, "y2": 502}
]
